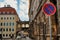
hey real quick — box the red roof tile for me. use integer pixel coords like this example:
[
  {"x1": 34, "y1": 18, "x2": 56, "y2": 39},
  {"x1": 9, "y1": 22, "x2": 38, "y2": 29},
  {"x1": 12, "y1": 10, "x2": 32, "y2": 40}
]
[{"x1": 0, "y1": 7, "x2": 17, "y2": 15}]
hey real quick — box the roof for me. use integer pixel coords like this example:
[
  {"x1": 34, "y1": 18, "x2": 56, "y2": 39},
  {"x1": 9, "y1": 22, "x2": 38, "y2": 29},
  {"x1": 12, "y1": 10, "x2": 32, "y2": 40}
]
[{"x1": 0, "y1": 7, "x2": 17, "y2": 15}]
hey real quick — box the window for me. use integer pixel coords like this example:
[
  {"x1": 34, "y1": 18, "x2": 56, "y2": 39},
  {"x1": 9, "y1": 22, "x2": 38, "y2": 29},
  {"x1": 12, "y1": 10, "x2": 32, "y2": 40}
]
[
  {"x1": 1, "y1": 23, "x2": 2, "y2": 26},
  {"x1": 7, "y1": 17, "x2": 9, "y2": 20},
  {"x1": 3, "y1": 29, "x2": 5, "y2": 31},
  {"x1": 9, "y1": 28, "x2": 11, "y2": 31},
  {"x1": 6, "y1": 28, "x2": 8, "y2": 31},
  {"x1": 4, "y1": 22, "x2": 6, "y2": 26},
  {"x1": 7, "y1": 12, "x2": 9, "y2": 14},
  {"x1": 3, "y1": 34, "x2": 5, "y2": 37},
  {"x1": 5, "y1": 22, "x2": 7, "y2": 26},
  {"x1": 13, "y1": 17, "x2": 14, "y2": 20},
  {"x1": 9, "y1": 34, "x2": 11, "y2": 36},
  {"x1": 22, "y1": 24, "x2": 24, "y2": 27},
  {"x1": 12, "y1": 22, "x2": 14, "y2": 26},
  {"x1": 1, "y1": 17, "x2": 3, "y2": 20},
  {"x1": 6, "y1": 22, "x2": 8, "y2": 26},
  {"x1": 6, "y1": 34, "x2": 8, "y2": 37},
  {"x1": 10, "y1": 22, "x2": 11, "y2": 26},
  {"x1": 0, "y1": 28, "x2": 2, "y2": 31},
  {"x1": 11, "y1": 11, "x2": 14, "y2": 14},
  {"x1": 26, "y1": 24, "x2": 29, "y2": 27},
  {"x1": 0, "y1": 12, "x2": 1, "y2": 14},
  {"x1": 12, "y1": 28, "x2": 14, "y2": 31},
  {"x1": 3, "y1": 12, "x2": 5, "y2": 14},
  {"x1": 10, "y1": 17, "x2": 11, "y2": 20},
  {"x1": 10, "y1": 22, "x2": 14, "y2": 26}
]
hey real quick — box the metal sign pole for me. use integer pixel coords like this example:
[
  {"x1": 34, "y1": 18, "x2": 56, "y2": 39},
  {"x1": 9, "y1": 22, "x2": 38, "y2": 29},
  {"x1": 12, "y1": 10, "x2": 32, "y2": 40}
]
[
  {"x1": 42, "y1": 0, "x2": 56, "y2": 40},
  {"x1": 49, "y1": 16, "x2": 52, "y2": 40}
]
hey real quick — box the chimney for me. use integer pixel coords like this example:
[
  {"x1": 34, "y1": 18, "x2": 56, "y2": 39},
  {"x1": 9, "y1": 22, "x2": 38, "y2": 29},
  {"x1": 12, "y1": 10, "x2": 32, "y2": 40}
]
[
  {"x1": 4, "y1": 5, "x2": 6, "y2": 7},
  {"x1": 7, "y1": 5, "x2": 10, "y2": 7},
  {"x1": 4, "y1": 5, "x2": 10, "y2": 7}
]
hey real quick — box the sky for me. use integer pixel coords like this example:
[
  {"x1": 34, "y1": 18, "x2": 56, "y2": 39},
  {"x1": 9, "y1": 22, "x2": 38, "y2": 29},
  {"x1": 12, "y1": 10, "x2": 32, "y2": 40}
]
[{"x1": 0, "y1": 0, "x2": 29, "y2": 21}]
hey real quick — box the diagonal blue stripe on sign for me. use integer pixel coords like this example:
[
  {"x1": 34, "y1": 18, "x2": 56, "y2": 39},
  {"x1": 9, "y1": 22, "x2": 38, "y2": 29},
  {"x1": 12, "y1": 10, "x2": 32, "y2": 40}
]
[
  {"x1": 44, "y1": 8, "x2": 51, "y2": 14},
  {"x1": 48, "y1": 5, "x2": 54, "y2": 11}
]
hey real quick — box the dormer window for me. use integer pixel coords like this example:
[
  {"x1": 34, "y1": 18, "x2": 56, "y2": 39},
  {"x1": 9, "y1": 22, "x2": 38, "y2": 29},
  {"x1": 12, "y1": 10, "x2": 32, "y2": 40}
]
[
  {"x1": 22, "y1": 24, "x2": 25, "y2": 27},
  {"x1": 11, "y1": 11, "x2": 14, "y2": 14},
  {"x1": 7, "y1": 12, "x2": 9, "y2": 14},
  {"x1": 3, "y1": 12, "x2": 5, "y2": 14},
  {"x1": 0, "y1": 12, "x2": 1, "y2": 14}
]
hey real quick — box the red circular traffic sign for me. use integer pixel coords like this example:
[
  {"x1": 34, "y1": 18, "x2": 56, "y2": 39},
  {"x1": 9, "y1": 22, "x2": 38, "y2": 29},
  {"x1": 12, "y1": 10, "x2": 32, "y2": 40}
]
[{"x1": 42, "y1": 2, "x2": 56, "y2": 16}]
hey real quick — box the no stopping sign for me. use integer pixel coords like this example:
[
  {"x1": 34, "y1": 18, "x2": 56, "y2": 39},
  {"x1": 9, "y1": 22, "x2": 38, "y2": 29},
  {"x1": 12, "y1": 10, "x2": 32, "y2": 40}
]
[{"x1": 42, "y1": 2, "x2": 56, "y2": 16}]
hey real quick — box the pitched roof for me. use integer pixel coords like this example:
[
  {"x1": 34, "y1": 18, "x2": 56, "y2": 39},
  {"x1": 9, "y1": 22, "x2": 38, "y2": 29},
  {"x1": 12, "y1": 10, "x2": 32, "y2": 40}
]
[{"x1": 0, "y1": 7, "x2": 17, "y2": 15}]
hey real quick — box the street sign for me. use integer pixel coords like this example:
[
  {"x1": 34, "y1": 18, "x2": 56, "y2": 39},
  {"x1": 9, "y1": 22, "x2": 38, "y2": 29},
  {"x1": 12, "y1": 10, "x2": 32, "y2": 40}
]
[{"x1": 42, "y1": 2, "x2": 56, "y2": 16}]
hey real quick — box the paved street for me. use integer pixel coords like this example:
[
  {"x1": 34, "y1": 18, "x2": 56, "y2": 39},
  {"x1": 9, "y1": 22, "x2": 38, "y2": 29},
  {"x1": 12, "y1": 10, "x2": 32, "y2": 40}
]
[
  {"x1": 0, "y1": 37, "x2": 33, "y2": 40},
  {"x1": 16, "y1": 37, "x2": 32, "y2": 40}
]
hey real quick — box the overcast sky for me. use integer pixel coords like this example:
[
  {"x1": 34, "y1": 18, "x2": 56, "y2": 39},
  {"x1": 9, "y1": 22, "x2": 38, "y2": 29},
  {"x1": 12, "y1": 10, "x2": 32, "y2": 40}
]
[{"x1": 0, "y1": 0, "x2": 29, "y2": 21}]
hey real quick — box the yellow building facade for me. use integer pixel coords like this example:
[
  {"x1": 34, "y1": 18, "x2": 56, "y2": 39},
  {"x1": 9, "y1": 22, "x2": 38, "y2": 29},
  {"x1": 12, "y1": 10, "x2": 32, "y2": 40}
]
[{"x1": 0, "y1": 6, "x2": 19, "y2": 38}]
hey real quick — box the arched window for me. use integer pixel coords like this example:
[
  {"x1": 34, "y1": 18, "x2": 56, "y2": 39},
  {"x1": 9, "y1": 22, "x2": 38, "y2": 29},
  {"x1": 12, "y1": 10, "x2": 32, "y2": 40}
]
[
  {"x1": 1, "y1": 23, "x2": 2, "y2": 26},
  {"x1": 13, "y1": 17, "x2": 14, "y2": 20},
  {"x1": 12, "y1": 28, "x2": 14, "y2": 31},
  {"x1": 10, "y1": 22, "x2": 11, "y2": 26},
  {"x1": 10, "y1": 17, "x2": 11, "y2": 20},
  {"x1": 13, "y1": 22, "x2": 14, "y2": 26},
  {"x1": 26, "y1": 24, "x2": 29, "y2": 27},
  {"x1": 6, "y1": 22, "x2": 8, "y2": 26},
  {"x1": 12, "y1": 22, "x2": 14, "y2": 26},
  {"x1": 3, "y1": 28, "x2": 5, "y2": 31},
  {"x1": 5, "y1": 22, "x2": 8, "y2": 26},
  {"x1": 4, "y1": 22, "x2": 5, "y2": 26},
  {"x1": 6, "y1": 28, "x2": 8, "y2": 31},
  {"x1": 22, "y1": 24, "x2": 25, "y2": 27},
  {"x1": 9, "y1": 28, "x2": 11, "y2": 31}
]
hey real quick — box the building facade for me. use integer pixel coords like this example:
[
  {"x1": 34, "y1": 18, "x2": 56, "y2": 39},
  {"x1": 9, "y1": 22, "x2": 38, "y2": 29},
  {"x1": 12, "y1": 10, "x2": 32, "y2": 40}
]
[
  {"x1": 29, "y1": 0, "x2": 59, "y2": 40},
  {"x1": 0, "y1": 5, "x2": 19, "y2": 38},
  {"x1": 17, "y1": 21, "x2": 29, "y2": 36}
]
